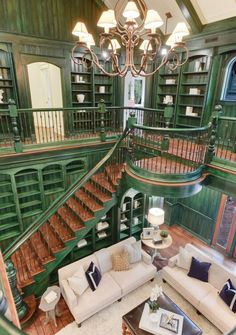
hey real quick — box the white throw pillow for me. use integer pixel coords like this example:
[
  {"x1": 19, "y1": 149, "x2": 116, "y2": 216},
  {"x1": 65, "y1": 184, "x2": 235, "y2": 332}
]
[
  {"x1": 176, "y1": 246, "x2": 192, "y2": 270},
  {"x1": 67, "y1": 265, "x2": 89, "y2": 295},
  {"x1": 123, "y1": 240, "x2": 142, "y2": 264},
  {"x1": 95, "y1": 248, "x2": 112, "y2": 275}
]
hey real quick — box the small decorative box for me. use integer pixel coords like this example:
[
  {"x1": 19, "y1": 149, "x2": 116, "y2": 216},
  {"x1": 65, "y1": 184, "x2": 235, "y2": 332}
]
[
  {"x1": 165, "y1": 79, "x2": 175, "y2": 85},
  {"x1": 189, "y1": 88, "x2": 201, "y2": 95}
]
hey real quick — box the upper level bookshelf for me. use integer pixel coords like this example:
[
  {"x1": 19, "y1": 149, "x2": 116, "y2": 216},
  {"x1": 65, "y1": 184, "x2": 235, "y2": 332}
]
[
  {"x1": 0, "y1": 44, "x2": 18, "y2": 108},
  {"x1": 175, "y1": 53, "x2": 212, "y2": 127},
  {"x1": 70, "y1": 52, "x2": 114, "y2": 108}
]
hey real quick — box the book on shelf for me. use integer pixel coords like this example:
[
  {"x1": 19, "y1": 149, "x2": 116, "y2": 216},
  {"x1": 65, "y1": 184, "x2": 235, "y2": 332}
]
[
  {"x1": 120, "y1": 223, "x2": 128, "y2": 231},
  {"x1": 77, "y1": 239, "x2": 87, "y2": 249},
  {"x1": 97, "y1": 231, "x2": 107, "y2": 239},
  {"x1": 96, "y1": 221, "x2": 109, "y2": 231}
]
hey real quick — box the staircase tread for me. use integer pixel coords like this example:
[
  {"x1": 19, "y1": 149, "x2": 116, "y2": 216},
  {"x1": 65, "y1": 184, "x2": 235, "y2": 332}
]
[
  {"x1": 49, "y1": 215, "x2": 75, "y2": 242},
  {"x1": 91, "y1": 173, "x2": 116, "y2": 193},
  {"x1": 58, "y1": 206, "x2": 85, "y2": 231},
  {"x1": 30, "y1": 232, "x2": 55, "y2": 264},
  {"x1": 83, "y1": 182, "x2": 112, "y2": 203},
  {"x1": 75, "y1": 190, "x2": 104, "y2": 212},
  {"x1": 11, "y1": 252, "x2": 35, "y2": 288},
  {"x1": 40, "y1": 223, "x2": 65, "y2": 253},
  {"x1": 66, "y1": 198, "x2": 94, "y2": 222},
  {"x1": 20, "y1": 241, "x2": 44, "y2": 276}
]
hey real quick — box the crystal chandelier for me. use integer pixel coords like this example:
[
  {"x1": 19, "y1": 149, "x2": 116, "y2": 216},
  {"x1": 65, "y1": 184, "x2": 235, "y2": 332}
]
[{"x1": 71, "y1": 0, "x2": 189, "y2": 77}]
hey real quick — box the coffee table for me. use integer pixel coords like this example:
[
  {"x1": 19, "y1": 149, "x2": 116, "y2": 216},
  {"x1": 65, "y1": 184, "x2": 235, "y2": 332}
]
[{"x1": 122, "y1": 293, "x2": 202, "y2": 335}]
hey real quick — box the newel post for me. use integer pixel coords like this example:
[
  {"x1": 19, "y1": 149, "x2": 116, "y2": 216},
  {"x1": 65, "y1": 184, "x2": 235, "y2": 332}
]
[
  {"x1": 205, "y1": 105, "x2": 222, "y2": 163},
  {"x1": 8, "y1": 100, "x2": 23, "y2": 153},
  {"x1": 127, "y1": 111, "x2": 137, "y2": 161},
  {"x1": 98, "y1": 99, "x2": 106, "y2": 142},
  {"x1": 5, "y1": 260, "x2": 28, "y2": 320}
]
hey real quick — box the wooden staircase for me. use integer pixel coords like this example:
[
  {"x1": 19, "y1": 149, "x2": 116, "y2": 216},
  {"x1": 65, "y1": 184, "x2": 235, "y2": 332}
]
[{"x1": 10, "y1": 165, "x2": 123, "y2": 295}]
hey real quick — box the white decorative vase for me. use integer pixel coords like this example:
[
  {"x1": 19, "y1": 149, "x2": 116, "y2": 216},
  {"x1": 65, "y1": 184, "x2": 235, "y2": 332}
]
[
  {"x1": 99, "y1": 86, "x2": 105, "y2": 93},
  {"x1": 77, "y1": 94, "x2": 85, "y2": 103}
]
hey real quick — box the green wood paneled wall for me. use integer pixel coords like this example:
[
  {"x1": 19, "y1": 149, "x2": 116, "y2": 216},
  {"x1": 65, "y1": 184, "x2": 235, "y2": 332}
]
[
  {"x1": 166, "y1": 187, "x2": 222, "y2": 244},
  {"x1": 0, "y1": 0, "x2": 104, "y2": 42}
]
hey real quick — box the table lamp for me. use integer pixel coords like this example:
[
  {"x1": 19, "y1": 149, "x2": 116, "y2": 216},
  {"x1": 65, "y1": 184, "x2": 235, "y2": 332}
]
[{"x1": 147, "y1": 207, "x2": 165, "y2": 231}]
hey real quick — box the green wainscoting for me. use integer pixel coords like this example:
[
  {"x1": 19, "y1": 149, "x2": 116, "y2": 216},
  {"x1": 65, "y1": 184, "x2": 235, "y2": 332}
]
[{"x1": 165, "y1": 186, "x2": 222, "y2": 244}]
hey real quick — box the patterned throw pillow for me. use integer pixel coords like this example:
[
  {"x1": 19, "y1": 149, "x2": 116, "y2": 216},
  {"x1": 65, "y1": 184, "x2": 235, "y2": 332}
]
[
  {"x1": 112, "y1": 251, "x2": 130, "y2": 271},
  {"x1": 219, "y1": 279, "x2": 236, "y2": 313},
  {"x1": 123, "y1": 240, "x2": 142, "y2": 264},
  {"x1": 85, "y1": 262, "x2": 102, "y2": 291}
]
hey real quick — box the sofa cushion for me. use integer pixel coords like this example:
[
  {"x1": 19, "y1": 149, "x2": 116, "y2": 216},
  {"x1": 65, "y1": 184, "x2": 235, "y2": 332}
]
[
  {"x1": 95, "y1": 248, "x2": 112, "y2": 275},
  {"x1": 200, "y1": 290, "x2": 236, "y2": 333},
  {"x1": 219, "y1": 279, "x2": 236, "y2": 313},
  {"x1": 73, "y1": 272, "x2": 121, "y2": 323},
  {"x1": 162, "y1": 265, "x2": 214, "y2": 307},
  {"x1": 188, "y1": 256, "x2": 211, "y2": 282},
  {"x1": 85, "y1": 262, "x2": 102, "y2": 291},
  {"x1": 110, "y1": 262, "x2": 156, "y2": 296},
  {"x1": 123, "y1": 240, "x2": 142, "y2": 264},
  {"x1": 67, "y1": 265, "x2": 89, "y2": 296},
  {"x1": 176, "y1": 246, "x2": 192, "y2": 270},
  {"x1": 112, "y1": 251, "x2": 129, "y2": 271}
]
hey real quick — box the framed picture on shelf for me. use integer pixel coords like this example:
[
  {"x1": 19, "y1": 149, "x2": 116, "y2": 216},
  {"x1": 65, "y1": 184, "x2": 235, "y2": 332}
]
[{"x1": 142, "y1": 227, "x2": 154, "y2": 240}]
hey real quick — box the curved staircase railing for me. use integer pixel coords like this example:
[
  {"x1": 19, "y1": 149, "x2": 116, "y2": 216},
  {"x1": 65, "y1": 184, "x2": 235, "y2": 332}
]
[{"x1": 126, "y1": 118, "x2": 211, "y2": 182}]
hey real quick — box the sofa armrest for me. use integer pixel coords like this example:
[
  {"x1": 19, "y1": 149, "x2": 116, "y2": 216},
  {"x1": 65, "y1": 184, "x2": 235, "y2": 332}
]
[
  {"x1": 141, "y1": 249, "x2": 152, "y2": 265},
  {"x1": 60, "y1": 279, "x2": 77, "y2": 311},
  {"x1": 168, "y1": 254, "x2": 178, "y2": 268}
]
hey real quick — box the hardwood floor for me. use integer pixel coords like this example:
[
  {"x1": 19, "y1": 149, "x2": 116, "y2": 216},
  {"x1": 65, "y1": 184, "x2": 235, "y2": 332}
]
[{"x1": 23, "y1": 224, "x2": 236, "y2": 335}]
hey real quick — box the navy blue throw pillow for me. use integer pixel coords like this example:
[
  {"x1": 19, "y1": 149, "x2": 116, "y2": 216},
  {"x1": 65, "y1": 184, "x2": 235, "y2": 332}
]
[
  {"x1": 219, "y1": 279, "x2": 236, "y2": 313},
  {"x1": 187, "y1": 257, "x2": 211, "y2": 282},
  {"x1": 85, "y1": 262, "x2": 101, "y2": 291}
]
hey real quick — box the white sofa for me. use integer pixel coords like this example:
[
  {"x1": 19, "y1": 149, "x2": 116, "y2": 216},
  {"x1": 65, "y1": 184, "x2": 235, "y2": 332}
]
[
  {"x1": 162, "y1": 243, "x2": 236, "y2": 334},
  {"x1": 58, "y1": 237, "x2": 156, "y2": 325}
]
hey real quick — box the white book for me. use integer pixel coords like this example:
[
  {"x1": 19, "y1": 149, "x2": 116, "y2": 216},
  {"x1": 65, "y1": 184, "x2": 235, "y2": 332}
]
[
  {"x1": 77, "y1": 239, "x2": 87, "y2": 248},
  {"x1": 120, "y1": 223, "x2": 128, "y2": 231},
  {"x1": 44, "y1": 290, "x2": 57, "y2": 304}
]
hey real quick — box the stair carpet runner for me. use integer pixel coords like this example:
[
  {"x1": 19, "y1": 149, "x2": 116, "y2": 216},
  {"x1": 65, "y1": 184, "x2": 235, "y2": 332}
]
[{"x1": 11, "y1": 165, "x2": 123, "y2": 289}]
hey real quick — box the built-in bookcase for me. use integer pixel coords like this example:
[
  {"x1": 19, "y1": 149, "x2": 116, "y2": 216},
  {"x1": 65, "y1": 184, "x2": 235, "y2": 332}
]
[
  {"x1": 70, "y1": 52, "x2": 114, "y2": 108},
  {"x1": 176, "y1": 53, "x2": 212, "y2": 127},
  {"x1": 119, "y1": 189, "x2": 146, "y2": 241}
]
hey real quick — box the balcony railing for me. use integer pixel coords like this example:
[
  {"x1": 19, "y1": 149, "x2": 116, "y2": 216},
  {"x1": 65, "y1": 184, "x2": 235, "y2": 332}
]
[
  {"x1": 126, "y1": 120, "x2": 210, "y2": 181},
  {"x1": 0, "y1": 102, "x2": 235, "y2": 168}
]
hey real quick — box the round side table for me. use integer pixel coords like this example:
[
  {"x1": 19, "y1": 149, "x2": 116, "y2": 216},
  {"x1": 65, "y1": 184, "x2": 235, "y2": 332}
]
[
  {"x1": 141, "y1": 231, "x2": 172, "y2": 262},
  {"x1": 39, "y1": 285, "x2": 61, "y2": 327}
]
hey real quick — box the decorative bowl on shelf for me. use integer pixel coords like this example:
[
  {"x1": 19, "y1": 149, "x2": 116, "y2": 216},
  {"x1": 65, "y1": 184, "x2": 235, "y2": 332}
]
[{"x1": 160, "y1": 230, "x2": 169, "y2": 239}]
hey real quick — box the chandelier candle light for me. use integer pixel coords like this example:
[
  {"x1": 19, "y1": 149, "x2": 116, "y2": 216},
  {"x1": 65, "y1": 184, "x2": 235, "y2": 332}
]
[{"x1": 71, "y1": 0, "x2": 189, "y2": 77}]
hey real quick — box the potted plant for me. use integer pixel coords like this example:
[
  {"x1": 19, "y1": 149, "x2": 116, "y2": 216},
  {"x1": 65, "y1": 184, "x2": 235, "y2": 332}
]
[{"x1": 160, "y1": 230, "x2": 169, "y2": 239}]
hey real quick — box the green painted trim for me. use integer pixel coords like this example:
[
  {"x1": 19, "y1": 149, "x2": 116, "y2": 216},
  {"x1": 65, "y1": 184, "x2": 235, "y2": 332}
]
[
  {"x1": 175, "y1": 0, "x2": 203, "y2": 34},
  {"x1": 124, "y1": 169, "x2": 204, "y2": 198}
]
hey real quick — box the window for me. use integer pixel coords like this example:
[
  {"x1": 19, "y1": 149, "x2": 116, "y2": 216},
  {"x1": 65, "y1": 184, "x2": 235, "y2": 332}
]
[{"x1": 221, "y1": 57, "x2": 236, "y2": 101}]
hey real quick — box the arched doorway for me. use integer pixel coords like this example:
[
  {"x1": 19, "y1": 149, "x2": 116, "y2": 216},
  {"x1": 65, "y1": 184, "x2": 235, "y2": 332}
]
[{"x1": 27, "y1": 62, "x2": 64, "y2": 143}]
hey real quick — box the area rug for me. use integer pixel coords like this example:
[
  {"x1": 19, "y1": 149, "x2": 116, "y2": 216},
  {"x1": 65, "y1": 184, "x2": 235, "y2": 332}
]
[{"x1": 55, "y1": 271, "x2": 221, "y2": 335}]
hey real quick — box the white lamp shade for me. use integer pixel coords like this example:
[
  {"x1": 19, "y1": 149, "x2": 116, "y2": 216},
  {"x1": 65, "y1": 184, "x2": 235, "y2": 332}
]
[
  {"x1": 80, "y1": 33, "x2": 95, "y2": 47},
  {"x1": 144, "y1": 10, "x2": 163, "y2": 29},
  {"x1": 108, "y1": 39, "x2": 121, "y2": 50},
  {"x1": 139, "y1": 40, "x2": 152, "y2": 51},
  {"x1": 97, "y1": 10, "x2": 117, "y2": 28},
  {"x1": 123, "y1": 1, "x2": 140, "y2": 19},
  {"x1": 166, "y1": 22, "x2": 189, "y2": 46},
  {"x1": 72, "y1": 22, "x2": 89, "y2": 37},
  {"x1": 147, "y1": 208, "x2": 164, "y2": 227}
]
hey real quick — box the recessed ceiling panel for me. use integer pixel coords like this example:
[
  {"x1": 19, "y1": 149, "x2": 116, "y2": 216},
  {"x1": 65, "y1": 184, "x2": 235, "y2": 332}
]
[{"x1": 191, "y1": 0, "x2": 236, "y2": 24}]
